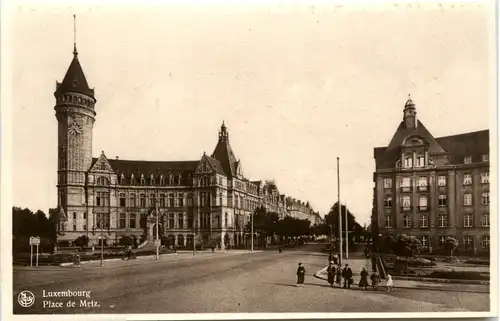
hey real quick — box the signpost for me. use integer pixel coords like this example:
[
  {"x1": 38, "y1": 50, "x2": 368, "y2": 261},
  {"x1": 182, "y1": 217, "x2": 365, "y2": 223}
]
[{"x1": 29, "y1": 236, "x2": 40, "y2": 267}]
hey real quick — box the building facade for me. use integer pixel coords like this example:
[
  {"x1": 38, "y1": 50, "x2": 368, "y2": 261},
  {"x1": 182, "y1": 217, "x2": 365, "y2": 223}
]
[
  {"x1": 54, "y1": 44, "x2": 317, "y2": 249},
  {"x1": 372, "y1": 97, "x2": 490, "y2": 255}
]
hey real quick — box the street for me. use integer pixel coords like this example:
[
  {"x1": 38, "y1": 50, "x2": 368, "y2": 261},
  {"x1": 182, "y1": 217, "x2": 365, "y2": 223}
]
[{"x1": 13, "y1": 244, "x2": 490, "y2": 314}]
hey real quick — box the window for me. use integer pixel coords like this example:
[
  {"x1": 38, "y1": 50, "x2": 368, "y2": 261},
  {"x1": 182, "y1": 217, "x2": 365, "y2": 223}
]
[
  {"x1": 384, "y1": 215, "x2": 392, "y2": 228},
  {"x1": 130, "y1": 194, "x2": 136, "y2": 207},
  {"x1": 178, "y1": 213, "x2": 184, "y2": 228},
  {"x1": 130, "y1": 214, "x2": 136, "y2": 228},
  {"x1": 403, "y1": 215, "x2": 411, "y2": 228},
  {"x1": 160, "y1": 194, "x2": 165, "y2": 207},
  {"x1": 481, "y1": 172, "x2": 489, "y2": 184},
  {"x1": 463, "y1": 173, "x2": 472, "y2": 185},
  {"x1": 464, "y1": 193, "x2": 472, "y2": 206},
  {"x1": 464, "y1": 156, "x2": 472, "y2": 164},
  {"x1": 384, "y1": 197, "x2": 392, "y2": 207},
  {"x1": 169, "y1": 175, "x2": 174, "y2": 185},
  {"x1": 481, "y1": 236, "x2": 490, "y2": 249},
  {"x1": 438, "y1": 214, "x2": 448, "y2": 227},
  {"x1": 140, "y1": 194, "x2": 146, "y2": 207},
  {"x1": 219, "y1": 177, "x2": 223, "y2": 185},
  {"x1": 83, "y1": 224, "x2": 86, "y2": 231},
  {"x1": 415, "y1": 156, "x2": 424, "y2": 168},
  {"x1": 169, "y1": 213, "x2": 175, "y2": 228},
  {"x1": 160, "y1": 175, "x2": 165, "y2": 186},
  {"x1": 187, "y1": 194, "x2": 193, "y2": 207},
  {"x1": 73, "y1": 212, "x2": 77, "y2": 220},
  {"x1": 120, "y1": 174, "x2": 125, "y2": 185},
  {"x1": 463, "y1": 235, "x2": 473, "y2": 248},
  {"x1": 418, "y1": 176, "x2": 428, "y2": 187},
  {"x1": 96, "y1": 177, "x2": 109, "y2": 186},
  {"x1": 187, "y1": 214, "x2": 193, "y2": 229},
  {"x1": 464, "y1": 213, "x2": 473, "y2": 227},
  {"x1": 419, "y1": 196, "x2": 428, "y2": 210},
  {"x1": 119, "y1": 193, "x2": 126, "y2": 207},
  {"x1": 174, "y1": 175, "x2": 179, "y2": 185},
  {"x1": 439, "y1": 236, "x2": 446, "y2": 246},
  {"x1": 150, "y1": 174, "x2": 155, "y2": 185},
  {"x1": 119, "y1": 213, "x2": 126, "y2": 228},
  {"x1": 73, "y1": 225, "x2": 77, "y2": 231},
  {"x1": 401, "y1": 177, "x2": 411, "y2": 188},
  {"x1": 421, "y1": 236, "x2": 428, "y2": 247},
  {"x1": 383, "y1": 178, "x2": 392, "y2": 189},
  {"x1": 84, "y1": 212, "x2": 87, "y2": 219},
  {"x1": 401, "y1": 196, "x2": 411, "y2": 209},
  {"x1": 200, "y1": 176, "x2": 208, "y2": 187},
  {"x1": 225, "y1": 212, "x2": 229, "y2": 227},
  {"x1": 419, "y1": 215, "x2": 428, "y2": 228},
  {"x1": 130, "y1": 174, "x2": 135, "y2": 185},
  {"x1": 96, "y1": 213, "x2": 110, "y2": 228},
  {"x1": 219, "y1": 193, "x2": 223, "y2": 206},
  {"x1": 404, "y1": 157, "x2": 413, "y2": 168},
  {"x1": 482, "y1": 154, "x2": 489, "y2": 162},
  {"x1": 481, "y1": 192, "x2": 490, "y2": 205},
  {"x1": 438, "y1": 176, "x2": 447, "y2": 187},
  {"x1": 482, "y1": 213, "x2": 490, "y2": 227},
  {"x1": 149, "y1": 194, "x2": 156, "y2": 207},
  {"x1": 140, "y1": 175, "x2": 145, "y2": 185},
  {"x1": 178, "y1": 174, "x2": 183, "y2": 185},
  {"x1": 96, "y1": 192, "x2": 110, "y2": 206},
  {"x1": 169, "y1": 194, "x2": 175, "y2": 207},
  {"x1": 178, "y1": 193, "x2": 184, "y2": 207},
  {"x1": 438, "y1": 194, "x2": 447, "y2": 206}
]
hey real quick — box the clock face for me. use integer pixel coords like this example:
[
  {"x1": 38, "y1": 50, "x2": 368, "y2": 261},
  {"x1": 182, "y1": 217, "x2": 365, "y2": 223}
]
[{"x1": 68, "y1": 116, "x2": 83, "y2": 135}]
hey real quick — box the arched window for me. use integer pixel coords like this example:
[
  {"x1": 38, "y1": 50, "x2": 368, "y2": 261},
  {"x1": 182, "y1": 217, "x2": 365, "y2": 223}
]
[
  {"x1": 119, "y1": 193, "x2": 126, "y2": 207},
  {"x1": 160, "y1": 174, "x2": 165, "y2": 186},
  {"x1": 140, "y1": 194, "x2": 146, "y2": 207},
  {"x1": 130, "y1": 174, "x2": 135, "y2": 185},
  {"x1": 140, "y1": 174, "x2": 145, "y2": 185},
  {"x1": 120, "y1": 173, "x2": 125, "y2": 185},
  {"x1": 130, "y1": 194, "x2": 136, "y2": 207},
  {"x1": 150, "y1": 174, "x2": 155, "y2": 185},
  {"x1": 96, "y1": 176, "x2": 110, "y2": 186}
]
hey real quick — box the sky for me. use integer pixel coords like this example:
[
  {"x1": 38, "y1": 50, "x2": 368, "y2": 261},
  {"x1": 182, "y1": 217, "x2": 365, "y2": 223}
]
[{"x1": 8, "y1": 1, "x2": 495, "y2": 225}]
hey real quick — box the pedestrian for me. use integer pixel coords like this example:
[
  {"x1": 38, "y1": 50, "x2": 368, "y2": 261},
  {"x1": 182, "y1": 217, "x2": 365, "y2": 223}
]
[
  {"x1": 359, "y1": 267, "x2": 369, "y2": 291},
  {"x1": 296, "y1": 263, "x2": 306, "y2": 287},
  {"x1": 386, "y1": 274, "x2": 394, "y2": 292},
  {"x1": 326, "y1": 261, "x2": 336, "y2": 287},
  {"x1": 75, "y1": 253, "x2": 81, "y2": 268},
  {"x1": 342, "y1": 264, "x2": 353, "y2": 289},
  {"x1": 364, "y1": 247, "x2": 369, "y2": 258},
  {"x1": 335, "y1": 264, "x2": 342, "y2": 287},
  {"x1": 370, "y1": 270, "x2": 380, "y2": 291},
  {"x1": 333, "y1": 253, "x2": 339, "y2": 265}
]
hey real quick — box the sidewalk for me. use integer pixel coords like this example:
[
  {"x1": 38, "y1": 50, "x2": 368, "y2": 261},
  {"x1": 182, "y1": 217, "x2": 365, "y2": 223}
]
[
  {"x1": 314, "y1": 259, "x2": 490, "y2": 294},
  {"x1": 59, "y1": 249, "x2": 261, "y2": 268}
]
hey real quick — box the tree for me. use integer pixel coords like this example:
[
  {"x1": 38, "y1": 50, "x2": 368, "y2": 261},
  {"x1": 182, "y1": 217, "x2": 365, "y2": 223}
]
[
  {"x1": 74, "y1": 235, "x2": 89, "y2": 249},
  {"x1": 386, "y1": 234, "x2": 422, "y2": 271},
  {"x1": 12, "y1": 207, "x2": 57, "y2": 253},
  {"x1": 323, "y1": 202, "x2": 364, "y2": 242},
  {"x1": 245, "y1": 207, "x2": 280, "y2": 247},
  {"x1": 444, "y1": 236, "x2": 459, "y2": 258}
]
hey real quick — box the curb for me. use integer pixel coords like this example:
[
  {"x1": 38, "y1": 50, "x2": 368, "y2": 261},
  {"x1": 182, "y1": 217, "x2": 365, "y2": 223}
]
[{"x1": 393, "y1": 275, "x2": 489, "y2": 285}]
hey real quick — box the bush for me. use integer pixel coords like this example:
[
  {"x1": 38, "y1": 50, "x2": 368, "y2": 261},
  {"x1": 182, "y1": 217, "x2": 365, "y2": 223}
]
[{"x1": 428, "y1": 270, "x2": 489, "y2": 281}]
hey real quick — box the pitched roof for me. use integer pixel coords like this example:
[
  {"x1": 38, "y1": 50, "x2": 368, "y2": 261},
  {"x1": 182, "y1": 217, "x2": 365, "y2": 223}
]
[
  {"x1": 211, "y1": 135, "x2": 238, "y2": 177},
  {"x1": 92, "y1": 157, "x2": 199, "y2": 177},
  {"x1": 375, "y1": 129, "x2": 489, "y2": 169},
  {"x1": 435, "y1": 130, "x2": 489, "y2": 164},
  {"x1": 386, "y1": 120, "x2": 446, "y2": 154},
  {"x1": 205, "y1": 155, "x2": 226, "y2": 176},
  {"x1": 55, "y1": 51, "x2": 95, "y2": 98}
]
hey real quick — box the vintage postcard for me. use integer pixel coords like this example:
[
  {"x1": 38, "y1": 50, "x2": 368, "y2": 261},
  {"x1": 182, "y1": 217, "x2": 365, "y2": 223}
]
[{"x1": 1, "y1": 0, "x2": 497, "y2": 320}]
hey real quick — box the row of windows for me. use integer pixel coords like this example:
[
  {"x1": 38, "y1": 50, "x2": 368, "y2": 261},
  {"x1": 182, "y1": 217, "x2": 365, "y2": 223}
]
[
  {"x1": 415, "y1": 235, "x2": 490, "y2": 249},
  {"x1": 383, "y1": 172, "x2": 489, "y2": 189},
  {"x1": 384, "y1": 213, "x2": 490, "y2": 229},
  {"x1": 119, "y1": 193, "x2": 189, "y2": 208},
  {"x1": 384, "y1": 192, "x2": 490, "y2": 208}
]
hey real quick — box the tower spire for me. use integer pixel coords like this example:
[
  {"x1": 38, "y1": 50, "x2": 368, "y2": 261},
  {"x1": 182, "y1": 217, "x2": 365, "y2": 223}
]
[{"x1": 73, "y1": 14, "x2": 78, "y2": 57}]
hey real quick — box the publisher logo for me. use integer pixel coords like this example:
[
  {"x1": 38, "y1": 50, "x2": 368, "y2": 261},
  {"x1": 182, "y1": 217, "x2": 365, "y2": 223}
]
[{"x1": 18, "y1": 290, "x2": 35, "y2": 308}]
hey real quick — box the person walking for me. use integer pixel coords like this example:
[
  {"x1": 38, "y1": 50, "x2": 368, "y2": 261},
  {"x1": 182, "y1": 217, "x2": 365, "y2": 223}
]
[
  {"x1": 370, "y1": 270, "x2": 380, "y2": 291},
  {"x1": 333, "y1": 253, "x2": 339, "y2": 265},
  {"x1": 296, "y1": 263, "x2": 306, "y2": 287},
  {"x1": 335, "y1": 264, "x2": 342, "y2": 287},
  {"x1": 359, "y1": 267, "x2": 369, "y2": 291},
  {"x1": 326, "y1": 261, "x2": 336, "y2": 287},
  {"x1": 342, "y1": 264, "x2": 353, "y2": 289},
  {"x1": 386, "y1": 274, "x2": 394, "y2": 292}
]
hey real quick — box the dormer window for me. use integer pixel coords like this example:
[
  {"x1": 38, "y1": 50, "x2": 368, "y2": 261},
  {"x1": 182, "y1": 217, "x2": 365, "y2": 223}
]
[
  {"x1": 169, "y1": 174, "x2": 174, "y2": 185},
  {"x1": 120, "y1": 173, "x2": 125, "y2": 185},
  {"x1": 96, "y1": 176, "x2": 109, "y2": 186},
  {"x1": 464, "y1": 156, "x2": 472, "y2": 164},
  {"x1": 130, "y1": 174, "x2": 135, "y2": 185},
  {"x1": 150, "y1": 174, "x2": 155, "y2": 185},
  {"x1": 140, "y1": 174, "x2": 145, "y2": 185},
  {"x1": 160, "y1": 175, "x2": 165, "y2": 186},
  {"x1": 482, "y1": 154, "x2": 489, "y2": 162},
  {"x1": 415, "y1": 155, "x2": 425, "y2": 167},
  {"x1": 178, "y1": 174, "x2": 183, "y2": 185},
  {"x1": 403, "y1": 156, "x2": 413, "y2": 169}
]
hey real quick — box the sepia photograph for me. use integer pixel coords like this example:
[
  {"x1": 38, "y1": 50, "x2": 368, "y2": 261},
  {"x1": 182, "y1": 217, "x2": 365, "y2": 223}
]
[{"x1": 2, "y1": 0, "x2": 497, "y2": 319}]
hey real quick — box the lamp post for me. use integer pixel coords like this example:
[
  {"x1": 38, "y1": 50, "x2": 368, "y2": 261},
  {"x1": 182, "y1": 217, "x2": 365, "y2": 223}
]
[
  {"x1": 337, "y1": 157, "x2": 342, "y2": 266},
  {"x1": 251, "y1": 210, "x2": 254, "y2": 252},
  {"x1": 345, "y1": 201, "x2": 349, "y2": 259},
  {"x1": 155, "y1": 197, "x2": 160, "y2": 261},
  {"x1": 100, "y1": 216, "x2": 104, "y2": 267}
]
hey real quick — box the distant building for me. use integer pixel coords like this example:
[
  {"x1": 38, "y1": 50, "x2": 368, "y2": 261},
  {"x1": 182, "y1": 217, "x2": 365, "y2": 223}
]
[
  {"x1": 53, "y1": 42, "x2": 317, "y2": 248},
  {"x1": 372, "y1": 96, "x2": 490, "y2": 255}
]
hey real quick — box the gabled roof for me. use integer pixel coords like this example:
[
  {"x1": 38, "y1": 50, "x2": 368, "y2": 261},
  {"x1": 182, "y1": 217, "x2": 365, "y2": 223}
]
[
  {"x1": 55, "y1": 50, "x2": 95, "y2": 98},
  {"x1": 386, "y1": 120, "x2": 446, "y2": 155},
  {"x1": 436, "y1": 130, "x2": 489, "y2": 164}
]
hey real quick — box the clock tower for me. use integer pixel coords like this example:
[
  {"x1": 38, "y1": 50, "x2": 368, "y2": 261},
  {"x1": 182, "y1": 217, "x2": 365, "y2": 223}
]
[{"x1": 54, "y1": 41, "x2": 96, "y2": 236}]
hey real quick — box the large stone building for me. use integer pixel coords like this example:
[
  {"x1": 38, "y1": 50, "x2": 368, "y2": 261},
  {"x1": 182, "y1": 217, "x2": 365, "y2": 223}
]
[
  {"x1": 372, "y1": 96, "x2": 490, "y2": 255},
  {"x1": 54, "y1": 43, "x2": 317, "y2": 249}
]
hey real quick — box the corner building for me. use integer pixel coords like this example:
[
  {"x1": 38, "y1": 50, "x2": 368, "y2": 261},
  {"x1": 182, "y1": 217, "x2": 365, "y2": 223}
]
[
  {"x1": 372, "y1": 97, "x2": 490, "y2": 255},
  {"x1": 54, "y1": 45, "x2": 316, "y2": 249}
]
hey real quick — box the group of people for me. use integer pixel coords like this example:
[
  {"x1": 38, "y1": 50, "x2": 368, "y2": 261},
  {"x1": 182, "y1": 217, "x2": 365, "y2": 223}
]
[{"x1": 326, "y1": 261, "x2": 394, "y2": 292}]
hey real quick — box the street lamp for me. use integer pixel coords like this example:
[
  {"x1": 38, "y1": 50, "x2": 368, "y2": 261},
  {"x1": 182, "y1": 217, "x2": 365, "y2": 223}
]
[
  {"x1": 100, "y1": 217, "x2": 104, "y2": 267},
  {"x1": 251, "y1": 210, "x2": 254, "y2": 252}
]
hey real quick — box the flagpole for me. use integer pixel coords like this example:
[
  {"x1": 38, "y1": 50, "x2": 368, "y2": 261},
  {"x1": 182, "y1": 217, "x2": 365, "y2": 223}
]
[{"x1": 337, "y1": 157, "x2": 342, "y2": 266}]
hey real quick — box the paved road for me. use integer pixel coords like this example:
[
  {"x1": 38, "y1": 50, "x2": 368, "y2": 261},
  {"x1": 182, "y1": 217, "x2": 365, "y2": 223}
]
[{"x1": 13, "y1": 244, "x2": 490, "y2": 314}]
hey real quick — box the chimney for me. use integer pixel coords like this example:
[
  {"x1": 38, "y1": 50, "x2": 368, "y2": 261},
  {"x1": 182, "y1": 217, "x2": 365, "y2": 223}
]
[{"x1": 116, "y1": 156, "x2": 119, "y2": 160}]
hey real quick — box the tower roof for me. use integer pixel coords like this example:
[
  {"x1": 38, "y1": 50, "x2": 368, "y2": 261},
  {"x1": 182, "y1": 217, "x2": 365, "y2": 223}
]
[
  {"x1": 55, "y1": 50, "x2": 95, "y2": 98},
  {"x1": 404, "y1": 94, "x2": 415, "y2": 108},
  {"x1": 211, "y1": 122, "x2": 238, "y2": 177}
]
